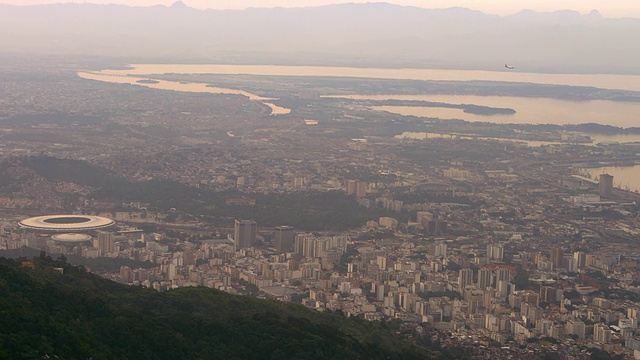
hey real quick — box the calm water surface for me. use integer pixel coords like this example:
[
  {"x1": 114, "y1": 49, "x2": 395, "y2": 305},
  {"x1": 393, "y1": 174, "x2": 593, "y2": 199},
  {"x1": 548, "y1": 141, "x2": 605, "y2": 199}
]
[
  {"x1": 81, "y1": 64, "x2": 640, "y2": 123},
  {"x1": 77, "y1": 71, "x2": 291, "y2": 115},
  {"x1": 330, "y1": 94, "x2": 640, "y2": 127},
  {"x1": 110, "y1": 64, "x2": 640, "y2": 92},
  {"x1": 585, "y1": 166, "x2": 640, "y2": 193}
]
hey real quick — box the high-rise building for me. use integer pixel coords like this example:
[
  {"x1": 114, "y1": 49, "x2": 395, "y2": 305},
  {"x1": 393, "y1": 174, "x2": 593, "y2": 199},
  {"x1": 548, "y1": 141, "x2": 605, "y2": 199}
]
[
  {"x1": 478, "y1": 268, "x2": 492, "y2": 290},
  {"x1": 496, "y1": 267, "x2": 511, "y2": 283},
  {"x1": 487, "y1": 243, "x2": 504, "y2": 262},
  {"x1": 550, "y1": 247, "x2": 564, "y2": 269},
  {"x1": 234, "y1": 220, "x2": 257, "y2": 249},
  {"x1": 345, "y1": 180, "x2": 367, "y2": 198},
  {"x1": 509, "y1": 290, "x2": 540, "y2": 308},
  {"x1": 96, "y1": 231, "x2": 115, "y2": 255},
  {"x1": 274, "y1": 226, "x2": 295, "y2": 253},
  {"x1": 458, "y1": 268, "x2": 473, "y2": 289},
  {"x1": 539, "y1": 286, "x2": 556, "y2": 303},
  {"x1": 566, "y1": 320, "x2": 586, "y2": 339},
  {"x1": 497, "y1": 280, "x2": 515, "y2": 299},
  {"x1": 182, "y1": 249, "x2": 195, "y2": 266},
  {"x1": 294, "y1": 234, "x2": 348, "y2": 259},
  {"x1": 599, "y1": 173, "x2": 614, "y2": 196},
  {"x1": 433, "y1": 243, "x2": 447, "y2": 257},
  {"x1": 573, "y1": 251, "x2": 586, "y2": 269},
  {"x1": 594, "y1": 323, "x2": 612, "y2": 344},
  {"x1": 120, "y1": 266, "x2": 134, "y2": 283},
  {"x1": 291, "y1": 177, "x2": 306, "y2": 188}
]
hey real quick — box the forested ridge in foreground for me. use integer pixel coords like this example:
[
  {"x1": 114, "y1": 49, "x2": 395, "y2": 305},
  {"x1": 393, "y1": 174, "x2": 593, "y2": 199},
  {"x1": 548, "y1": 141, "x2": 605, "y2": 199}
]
[{"x1": 0, "y1": 256, "x2": 441, "y2": 360}]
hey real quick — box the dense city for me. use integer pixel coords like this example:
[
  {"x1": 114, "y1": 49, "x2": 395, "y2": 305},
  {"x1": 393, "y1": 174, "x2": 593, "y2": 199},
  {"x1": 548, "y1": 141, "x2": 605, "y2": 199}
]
[{"x1": 2, "y1": 56, "x2": 640, "y2": 359}]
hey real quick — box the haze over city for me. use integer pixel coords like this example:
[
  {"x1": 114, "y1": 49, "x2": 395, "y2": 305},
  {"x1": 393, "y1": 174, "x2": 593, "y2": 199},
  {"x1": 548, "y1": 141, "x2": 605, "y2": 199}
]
[
  {"x1": 3, "y1": 0, "x2": 640, "y2": 74},
  {"x1": 2, "y1": 0, "x2": 640, "y2": 359}
]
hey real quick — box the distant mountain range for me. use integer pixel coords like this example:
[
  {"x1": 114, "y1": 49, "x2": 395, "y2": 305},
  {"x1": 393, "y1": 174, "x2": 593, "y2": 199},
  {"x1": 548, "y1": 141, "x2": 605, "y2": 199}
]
[{"x1": 1, "y1": 1, "x2": 639, "y2": 73}]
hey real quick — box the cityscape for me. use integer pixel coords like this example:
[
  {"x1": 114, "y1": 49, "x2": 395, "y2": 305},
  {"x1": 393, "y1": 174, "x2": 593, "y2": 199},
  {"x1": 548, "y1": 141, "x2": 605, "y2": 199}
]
[{"x1": 1, "y1": 1, "x2": 640, "y2": 359}]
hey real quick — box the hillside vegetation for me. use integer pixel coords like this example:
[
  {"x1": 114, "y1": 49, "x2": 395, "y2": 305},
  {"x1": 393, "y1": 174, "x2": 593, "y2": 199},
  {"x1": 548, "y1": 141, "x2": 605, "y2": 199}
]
[{"x1": 0, "y1": 256, "x2": 440, "y2": 360}]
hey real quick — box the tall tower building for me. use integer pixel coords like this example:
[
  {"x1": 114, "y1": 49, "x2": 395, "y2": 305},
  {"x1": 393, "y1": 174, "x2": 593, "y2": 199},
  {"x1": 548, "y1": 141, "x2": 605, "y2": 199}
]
[
  {"x1": 550, "y1": 247, "x2": 564, "y2": 269},
  {"x1": 294, "y1": 234, "x2": 348, "y2": 259},
  {"x1": 599, "y1": 173, "x2": 614, "y2": 196},
  {"x1": 487, "y1": 243, "x2": 504, "y2": 262},
  {"x1": 274, "y1": 226, "x2": 295, "y2": 253},
  {"x1": 573, "y1": 251, "x2": 587, "y2": 269},
  {"x1": 96, "y1": 231, "x2": 115, "y2": 255},
  {"x1": 295, "y1": 233, "x2": 314, "y2": 257},
  {"x1": 346, "y1": 180, "x2": 367, "y2": 198},
  {"x1": 458, "y1": 268, "x2": 473, "y2": 289},
  {"x1": 566, "y1": 320, "x2": 586, "y2": 339},
  {"x1": 434, "y1": 243, "x2": 447, "y2": 257},
  {"x1": 234, "y1": 220, "x2": 257, "y2": 249},
  {"x1": 594, "y1": 324, "x2": 612, "y2": 344},
  {"x1": 496, "y1": 267, "x2": 511, "y2": 283},
  {"x1": 478, "y1": 268, "x2": 493, "y2": 290}
]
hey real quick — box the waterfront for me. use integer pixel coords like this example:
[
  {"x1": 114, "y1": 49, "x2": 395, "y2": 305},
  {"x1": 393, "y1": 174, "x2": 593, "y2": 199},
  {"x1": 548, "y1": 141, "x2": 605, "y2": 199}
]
[
  {"x1": 77, "y1": 72, "x2": 291, "y2": 115},
  {"x1": 81, "y1": 65, "x2": 640, "y2": 126},
  {"x1": 394, "y1": 131, "x2": 564, "y2": 147},
  {"x1": 585, "y1": 165, "x2": 640, "y2": 193},
  {"x1": 395, "y1": 131, "x2": 640, "y2": 148},
  {"x1": 347, "y1": 94, "x2": 640, "y2": 127},
  {"x1": 106, "y1": 64, "x2": 640, "y2": 92}
]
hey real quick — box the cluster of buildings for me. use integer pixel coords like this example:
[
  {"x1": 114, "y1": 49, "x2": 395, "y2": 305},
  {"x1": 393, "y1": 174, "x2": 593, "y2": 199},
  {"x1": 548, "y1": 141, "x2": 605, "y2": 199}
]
[
  {"x1": 5, "y1": 60, "x2": 640, "y2": 358},
  {"x1": 9, "y1": 209, "x2": 640, "y2": 358}
]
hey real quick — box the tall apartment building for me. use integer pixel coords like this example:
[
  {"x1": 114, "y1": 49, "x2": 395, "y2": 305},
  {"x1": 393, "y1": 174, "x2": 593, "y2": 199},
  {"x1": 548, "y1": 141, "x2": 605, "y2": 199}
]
[
  {"x1": 566, "y1": 320, "x2": 586, "y2": 339},
  {"x1": 433, "y1": 242, "x2": 447, "y2": 257},
  {"x1": 234, "y1": 219, "x2": 257, "y2": 249},
  {"x1": 458, "y1": 268, "x2": 473, "y2": 289},
  {"x1": 487, "y1": 243, "x2": 504, "y2": 262},
  {"x1": 573, "y1": 251, "x2": 586, "y2": 269},
  {"x1": 274, "y1": 226, "x2": 295, "y2": 253},
  {"x1": 294, "y1": 234, "x2": 348, "y2": 259},
  {"x1": 594, "y1": 323, "x2": 612, "y2": 344},
  {"x1": 478, "y1": 268, "x2": 493, "y2": 290},
  {"x1": 599, "y1": 173, "x2": 614, "y2": 196},
  {"x1": 550, "y1": 247, "x2": 564, "y2": 269},
  {"x1": 345, "y1": 180, "x2": 367, "y2": 198},
  {"x1": 96, "y1": 231, "x2": 115, "y2": 255},
  {"x1": 496, "y1": 267, "x2": 511, "y2": 283}
]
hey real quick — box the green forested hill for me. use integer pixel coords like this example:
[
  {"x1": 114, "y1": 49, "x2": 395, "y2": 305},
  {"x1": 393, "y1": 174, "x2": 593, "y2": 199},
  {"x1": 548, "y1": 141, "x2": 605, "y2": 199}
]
[{"x1": 0, "y1": 257, "x2": 441, "y2": 360}]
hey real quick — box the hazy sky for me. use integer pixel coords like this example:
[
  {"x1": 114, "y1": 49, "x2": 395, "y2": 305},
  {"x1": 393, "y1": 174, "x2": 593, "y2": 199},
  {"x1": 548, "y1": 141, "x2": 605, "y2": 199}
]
[{"x1": 1, "y1": 0, "x2": 640, "y2": 17}]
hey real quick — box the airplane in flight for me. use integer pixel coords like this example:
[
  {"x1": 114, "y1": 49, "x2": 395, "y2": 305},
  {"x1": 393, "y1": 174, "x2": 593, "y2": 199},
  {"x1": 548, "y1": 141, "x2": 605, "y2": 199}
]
[{"x1": 505, "y1": 64, "x2": 515, "y2": 69}]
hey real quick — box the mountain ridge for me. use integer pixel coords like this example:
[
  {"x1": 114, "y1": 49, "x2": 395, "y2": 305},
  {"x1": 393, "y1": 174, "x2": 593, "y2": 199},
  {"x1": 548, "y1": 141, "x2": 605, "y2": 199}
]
[
  {"x1": 0, "y1": 2, "x2": 639, "y2": 73},
  {"x1": 0, "y1": 2, "x2": 616, "y2": 18}
]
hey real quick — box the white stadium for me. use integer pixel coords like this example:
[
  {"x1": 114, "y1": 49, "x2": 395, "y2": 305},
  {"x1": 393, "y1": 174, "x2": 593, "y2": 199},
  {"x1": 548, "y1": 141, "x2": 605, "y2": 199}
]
[
  {"x1": 50, "y1": 233, "x2": 94, "y2": 244},
  {"x1": 18, "y1": 215, "x2": 115, "y2": 232}
]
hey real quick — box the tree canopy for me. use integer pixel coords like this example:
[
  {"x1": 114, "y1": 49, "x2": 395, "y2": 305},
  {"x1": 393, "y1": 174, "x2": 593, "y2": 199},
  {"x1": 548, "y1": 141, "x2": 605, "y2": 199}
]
[{"x1": 0, "y1": 257, "x2": 441, "y2": 360}]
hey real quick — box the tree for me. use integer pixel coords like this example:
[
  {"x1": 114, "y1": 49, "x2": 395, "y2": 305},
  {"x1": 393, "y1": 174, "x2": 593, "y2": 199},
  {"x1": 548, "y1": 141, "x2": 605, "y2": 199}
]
[{"x1": 513, "y1": 268, "x2": 529, "y2": 289}]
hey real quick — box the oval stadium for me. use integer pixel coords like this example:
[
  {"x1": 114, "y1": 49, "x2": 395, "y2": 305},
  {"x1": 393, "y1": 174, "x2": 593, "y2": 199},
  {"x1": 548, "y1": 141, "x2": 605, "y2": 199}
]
[
  {"x1": 19, "y1": 215, "x2": 115, "y2": 232},
  {"x1": 51, "y1": 233, "x2": 93, "y2": 244}
]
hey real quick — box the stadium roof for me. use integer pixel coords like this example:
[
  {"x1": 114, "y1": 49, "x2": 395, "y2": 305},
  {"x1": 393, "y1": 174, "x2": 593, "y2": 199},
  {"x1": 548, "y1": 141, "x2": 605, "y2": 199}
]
[{"x1": 19, "y1": 215, "x2": 115, "y2": 232}]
